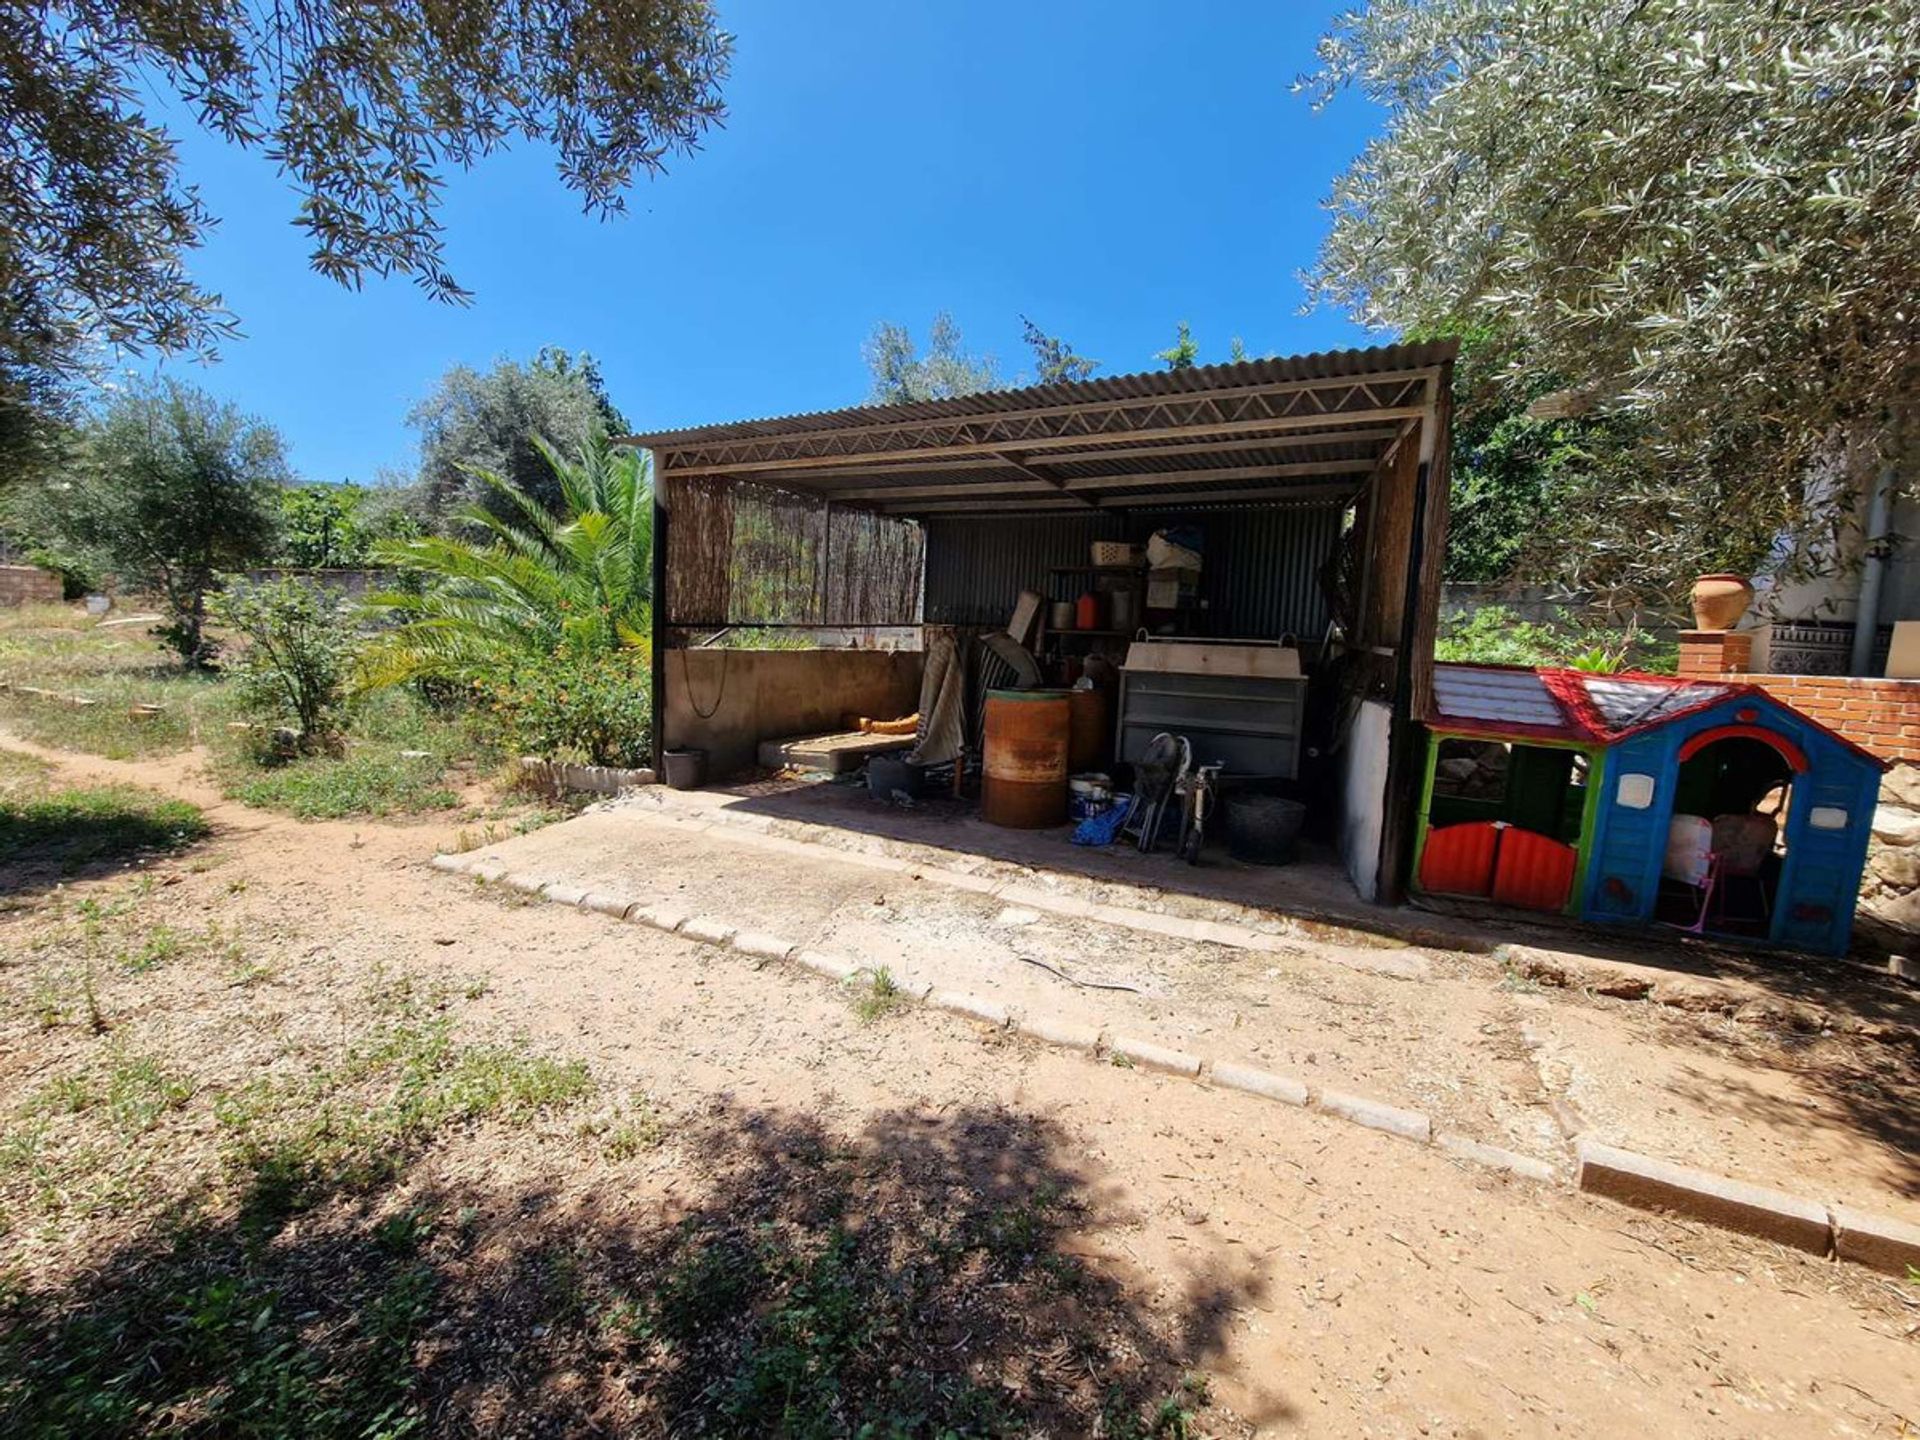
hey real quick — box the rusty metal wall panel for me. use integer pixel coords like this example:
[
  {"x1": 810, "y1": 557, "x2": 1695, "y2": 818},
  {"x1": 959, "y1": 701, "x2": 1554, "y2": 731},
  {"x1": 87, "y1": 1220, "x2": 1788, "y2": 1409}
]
[{"x1": 922, "y1": 514, "x2": 1123, "y2": 625}]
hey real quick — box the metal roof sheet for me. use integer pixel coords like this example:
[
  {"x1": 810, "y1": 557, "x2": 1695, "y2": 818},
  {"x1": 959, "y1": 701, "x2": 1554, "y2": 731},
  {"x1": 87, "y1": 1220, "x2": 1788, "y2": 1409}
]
[
  {"x1": 625, "y1": 341, "x2": 1459, "y2": 449},
  {"x1": 1431, "y1": 665, "x2": 1579, "y2": 739}
]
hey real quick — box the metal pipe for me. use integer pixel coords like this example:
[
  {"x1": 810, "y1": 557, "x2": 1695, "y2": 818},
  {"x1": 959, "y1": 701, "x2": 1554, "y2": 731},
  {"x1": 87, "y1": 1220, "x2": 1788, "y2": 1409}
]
[{"x1": 1850, "y1": 463, "x2": 1896, "y2": 676}]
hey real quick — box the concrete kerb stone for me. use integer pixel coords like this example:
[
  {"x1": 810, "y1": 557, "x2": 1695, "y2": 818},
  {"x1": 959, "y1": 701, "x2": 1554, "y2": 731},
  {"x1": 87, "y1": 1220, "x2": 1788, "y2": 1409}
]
[
  {"x1": 795, "y1": 949, "x2": 860, "y2": 982},
  {"x1": 925, "y1": 989, "x2": 1011, "y2": 1029},
  {"x1": 1107, "y1": 1033, "x2": 1204, "y2": 1079},
  {"x1": 1437, "y1": 1132, "x2": 1559, "y2": 1184},
  {"x1": 1828, "y1": 1204, "x2": 1920, "y2": 1276},
  {"x1": 580, "y1": 891, "x2": 637, "y2": 920},
  {"x1": 733, "y1": 931, "x2": 799, "y2": 964},
  {"x1": 539, "y1": 881, "x2": 589, "y2": 908},
  {"x1": 467, "y1": 860, "x2": 508, "y2": 885},
  {"x1": 503, "y1": 871, "x2": 549, "y2": 896},
  {"x1": 627, "y1": 903, "x2": 689, "y2": 934},
  {"x1": 1208, "y1": 1060, "x2": 1311, "y2": 1108},
  {"x1": 1317, "y1": 1088, "x2": 1433, "y2": 1143},
  {"x1": 430, "y1": 852, "x2": 471, "y2": 874},
  {"x1": 680, "y1": 916, "x2": 738, "y2": 947},
  {"x1": 1575, "y1": 1138, "x2": 1832, "y2": 1255},
  {"x1": 1012, "y1": 1011, "x2": 1104, "y2": 1052}
]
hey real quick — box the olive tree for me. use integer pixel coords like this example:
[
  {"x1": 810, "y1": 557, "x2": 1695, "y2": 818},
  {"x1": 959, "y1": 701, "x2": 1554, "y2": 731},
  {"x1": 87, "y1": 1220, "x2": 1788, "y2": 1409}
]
[
  {"x1": 57, "y1": 378, "x2": 287, "y2": 665},
  {"x1": 0, "y1": 1, "x2": 729, "y2": 418},
  {"x1": 1305, "y1": 0, "x2": 1920, "y2": 595}
]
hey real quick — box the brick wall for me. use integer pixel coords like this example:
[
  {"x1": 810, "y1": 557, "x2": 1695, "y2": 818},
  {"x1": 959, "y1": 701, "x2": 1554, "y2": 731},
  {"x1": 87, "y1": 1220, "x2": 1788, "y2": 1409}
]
[
  {"x1": 0, "y1": 565, "x2": 62, "y2": 606},
  {"x1": 1677, "y1": 629, "x2": 1920, "y2": 763}
]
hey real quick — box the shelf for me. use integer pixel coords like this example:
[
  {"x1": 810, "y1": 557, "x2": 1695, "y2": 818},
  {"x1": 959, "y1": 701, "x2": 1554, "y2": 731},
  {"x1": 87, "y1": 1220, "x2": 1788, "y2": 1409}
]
[{"x1": 1048, "y1": 564, "x2": 1145, "y2": 575}]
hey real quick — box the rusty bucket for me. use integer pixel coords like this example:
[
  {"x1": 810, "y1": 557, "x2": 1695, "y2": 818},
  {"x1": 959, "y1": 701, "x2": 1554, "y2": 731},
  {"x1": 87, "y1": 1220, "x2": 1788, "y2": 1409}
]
[{"x1": 982, "y1": 688, "x2": 1071, "y2": 828}]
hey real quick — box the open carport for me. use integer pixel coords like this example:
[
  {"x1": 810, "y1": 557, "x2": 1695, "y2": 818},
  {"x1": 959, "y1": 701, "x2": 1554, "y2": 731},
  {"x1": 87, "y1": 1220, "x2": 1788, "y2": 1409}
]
[{"x1": 627, "y1": 340, "x2": 1455, "y2": 902}]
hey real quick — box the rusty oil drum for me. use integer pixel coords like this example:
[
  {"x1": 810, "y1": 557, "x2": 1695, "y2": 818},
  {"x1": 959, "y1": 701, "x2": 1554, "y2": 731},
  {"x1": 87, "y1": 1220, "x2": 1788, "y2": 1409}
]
[{"x1": 982, "y1": 688, "x2": 1071, "y2": 828}]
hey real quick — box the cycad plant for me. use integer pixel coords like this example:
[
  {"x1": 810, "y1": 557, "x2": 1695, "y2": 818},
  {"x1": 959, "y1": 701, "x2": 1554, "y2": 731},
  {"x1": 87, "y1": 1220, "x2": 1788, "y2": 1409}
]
[{"x1": 361, "y1": 435, "x2": 653, "y2": 688}]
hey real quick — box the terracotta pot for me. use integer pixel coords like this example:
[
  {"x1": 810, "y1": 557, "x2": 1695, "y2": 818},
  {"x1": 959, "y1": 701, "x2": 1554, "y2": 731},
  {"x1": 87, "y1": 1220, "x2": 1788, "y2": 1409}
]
[{"x1": 1691, "y1": 573, "x2": 1754, "y2": 632}]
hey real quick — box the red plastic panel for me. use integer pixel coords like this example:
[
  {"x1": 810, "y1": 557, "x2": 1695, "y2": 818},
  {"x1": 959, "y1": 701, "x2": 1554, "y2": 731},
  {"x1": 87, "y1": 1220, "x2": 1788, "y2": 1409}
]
[
  {"x1": 1418, "y1": 822, "x2": 1499, "y2": 897},
  {"x1": 1491, "y1": 828, "x2": 1577, "y2": 912}
]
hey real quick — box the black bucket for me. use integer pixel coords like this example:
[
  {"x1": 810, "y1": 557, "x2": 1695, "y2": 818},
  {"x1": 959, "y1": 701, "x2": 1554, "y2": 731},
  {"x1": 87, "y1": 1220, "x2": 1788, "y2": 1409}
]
[
  {"x1": 1224, "y1": 794, "x2": 1307, "y2": 865},
  {"x1": 662, "y1": 748, "x2": 708, "y2": 791}
]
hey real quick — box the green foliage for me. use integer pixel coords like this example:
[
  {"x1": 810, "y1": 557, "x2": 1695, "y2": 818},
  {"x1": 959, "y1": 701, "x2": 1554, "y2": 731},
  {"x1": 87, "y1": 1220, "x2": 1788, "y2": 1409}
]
[
  {"x1": 1021, "y1": 315, "x2": 1099, "y2": 384},
  {"x1": 474, "y1": 647, "x2": 652, "y2": 767},
  {"x1": 864, "y1": 313, "x2": 1000, "y2": 403},
  {"x1": 1436, "y1": 327, "x2": 1616, "y2": 584},
  {"x1": 218, "y1": 743, "x2": 458, "y2": 821},
  {"x1": 1435, "y1": 605, "x2": 1675, "y2": 675},
  {"x1": 364, "y1": 434, "x2": 653, "y2": 688},
  {"x1": 217, "y1": 578, "x2": 360, "y2": 747},
  {"x1": 0, "y1": 780, "x2": 208, "y2": 869},
  {"x1": 409, "y1": 351, "x2": 632, "y2": 522},
  {"x1": 0, "y1": 0, "x2": 728, "y2": 414},
  {"x1": 275, "y1": 483, "x2": 424, "y2": 568},
  {"x1": 1155, "y1": 321, "x2": 1199, "y2": 371},
  {"x1": 1305, "y1": 0, "x2": 1920, "y2": 597},
  {"x1": 40, "y1": 378, "x2": 287, "y2": 666},
  {"x1": 849, "y1": 966, "x2": 905, "y2": 1023}
]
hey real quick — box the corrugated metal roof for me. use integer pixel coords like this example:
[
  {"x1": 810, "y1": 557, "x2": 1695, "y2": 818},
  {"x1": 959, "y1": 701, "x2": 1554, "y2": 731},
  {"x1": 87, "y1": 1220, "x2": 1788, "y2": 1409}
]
[
  {"x1": 1431, "y1": 666, "x2": 1579, "y2": 739},
  {"x1": 626, "y1": 341, "x2": 1459, "y2": 449}
]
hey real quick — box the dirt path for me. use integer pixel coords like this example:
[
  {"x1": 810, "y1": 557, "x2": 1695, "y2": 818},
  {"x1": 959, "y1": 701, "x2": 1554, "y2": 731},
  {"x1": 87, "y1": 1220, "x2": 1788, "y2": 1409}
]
[
  {"x1": 463, "y1": 791, "x2": 1920, "y2": 1228},
  {"x1": 4, "y1": 738, "x2": 1917, "y2": 1436}
]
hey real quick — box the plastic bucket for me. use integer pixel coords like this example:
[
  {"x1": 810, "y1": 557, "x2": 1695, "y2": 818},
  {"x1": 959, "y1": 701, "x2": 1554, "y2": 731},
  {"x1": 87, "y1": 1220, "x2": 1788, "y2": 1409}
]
[
  {"x1": 662, "y1": 748, "x2": 708, "y2": 791},
  {"x1": 1224, "y1": 794, "x2": 1307, "y2": 865}
]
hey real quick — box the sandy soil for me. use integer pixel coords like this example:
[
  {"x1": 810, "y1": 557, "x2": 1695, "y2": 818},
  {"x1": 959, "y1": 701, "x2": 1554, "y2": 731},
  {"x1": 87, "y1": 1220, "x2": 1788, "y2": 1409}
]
[
  {"x1": 463, "y1": 788, "x2": 1920, "y2": 1226},
  {"x1": 3, "y1": 734, "x2": 1917, "y2": 1436}
]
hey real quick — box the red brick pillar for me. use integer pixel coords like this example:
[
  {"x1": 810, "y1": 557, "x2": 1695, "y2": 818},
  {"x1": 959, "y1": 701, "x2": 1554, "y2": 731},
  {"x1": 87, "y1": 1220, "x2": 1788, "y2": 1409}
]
[{"x1": 1677, "y1": 630, "x2": 1753, "y2": 678}]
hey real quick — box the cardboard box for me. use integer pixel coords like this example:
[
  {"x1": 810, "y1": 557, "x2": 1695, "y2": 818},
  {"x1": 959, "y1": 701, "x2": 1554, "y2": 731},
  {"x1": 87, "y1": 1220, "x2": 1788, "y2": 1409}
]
[{"x1": 1146, "y1": 566, "x2": 1201, "y2": 609}]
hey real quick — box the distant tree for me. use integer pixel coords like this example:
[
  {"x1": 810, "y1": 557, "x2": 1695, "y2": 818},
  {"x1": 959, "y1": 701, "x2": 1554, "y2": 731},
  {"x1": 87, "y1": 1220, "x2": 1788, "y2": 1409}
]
[
  {"x1": 48, "y1": 379, "x2": 286, "y2": 665},
  {"x1": 1156, "y1": 322, "x2": 1199, "y2": 371},
  {"x1": 409, "y1": 353, "x2": 625, "y2": 522},
  {"x1": 1304, "y1": 0, "x2": 1920, "y2": 596},
  {"x1": 1020, "y1": 317, "x2": 1099, "y2": 385},
  {"x1": 863, "y1": 314, "x2": 1000, "y2": 403},
  {"x1": 0, "y1": 0, "x2": 729, "y2": 420},
  {"x1": 277, "y1": 483, "x2": 424, "y2": 568}
]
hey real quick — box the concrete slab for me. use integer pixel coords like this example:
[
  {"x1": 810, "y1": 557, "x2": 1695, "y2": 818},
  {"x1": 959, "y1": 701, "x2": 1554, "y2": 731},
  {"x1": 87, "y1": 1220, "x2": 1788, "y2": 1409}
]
[{"x1": 757, "y1": 730, "x2": 913, "y2": 775}]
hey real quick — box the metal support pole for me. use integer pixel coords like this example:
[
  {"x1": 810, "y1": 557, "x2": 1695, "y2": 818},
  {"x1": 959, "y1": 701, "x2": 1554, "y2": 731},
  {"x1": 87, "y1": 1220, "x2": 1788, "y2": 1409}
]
[{"x1": 1850, "y1": 464, "x2": 1896, "y2": 677}]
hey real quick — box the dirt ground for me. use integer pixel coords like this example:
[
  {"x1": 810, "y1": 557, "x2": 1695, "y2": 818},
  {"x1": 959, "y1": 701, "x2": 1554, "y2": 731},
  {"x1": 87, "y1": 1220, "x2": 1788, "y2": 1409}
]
[
  {"x1": 3, "y1": 734, "x2": 1918, "y2": 1436},
  {"x1": 463, "y1": 780, "x2": 1920, "y2": 1228}
]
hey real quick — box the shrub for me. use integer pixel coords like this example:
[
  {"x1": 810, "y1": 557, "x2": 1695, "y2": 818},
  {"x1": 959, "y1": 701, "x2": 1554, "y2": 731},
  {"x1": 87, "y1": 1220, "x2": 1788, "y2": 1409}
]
[
  {"x1": 1435, "y1": 605, "x2": 1677, "y2": 675},
  {"x1": 474, "y1": 646, "x2": 651, "y2": 767},
  {"x1": 217, "y1": 577, "x2": 359, "y2": 751}
]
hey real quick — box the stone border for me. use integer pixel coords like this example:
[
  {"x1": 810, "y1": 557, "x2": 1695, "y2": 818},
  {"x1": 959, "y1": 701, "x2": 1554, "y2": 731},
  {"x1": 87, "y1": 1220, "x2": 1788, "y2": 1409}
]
[{"x1": 429, "y1": 850, "x2": 1920, "y2": 1277}]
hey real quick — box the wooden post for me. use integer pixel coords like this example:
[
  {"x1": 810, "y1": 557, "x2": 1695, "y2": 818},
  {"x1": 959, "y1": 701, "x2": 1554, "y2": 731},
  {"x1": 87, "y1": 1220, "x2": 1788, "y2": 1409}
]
[{"x1": 650, "y1": 451, "x2": 670, "y2": 775}]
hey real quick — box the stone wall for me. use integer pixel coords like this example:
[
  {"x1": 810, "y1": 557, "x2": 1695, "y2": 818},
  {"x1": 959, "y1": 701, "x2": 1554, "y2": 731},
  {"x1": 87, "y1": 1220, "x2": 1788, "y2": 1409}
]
[{"x1": 0, "y1": 565, "x2": 63, "y2": 606}]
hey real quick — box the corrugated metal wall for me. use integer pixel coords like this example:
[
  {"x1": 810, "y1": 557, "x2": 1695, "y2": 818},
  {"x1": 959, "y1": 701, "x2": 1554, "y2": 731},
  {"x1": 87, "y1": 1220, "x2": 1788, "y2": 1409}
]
[
  {"x1": 1129, "y1": 505, "x2": 1342, "y2": 642},
  {"x1": 921, "y1": 503, "x2": 1341, "y2": 640},
  {"x1": 922, "y1": 514, "x2": 1123, "y2": 625}
]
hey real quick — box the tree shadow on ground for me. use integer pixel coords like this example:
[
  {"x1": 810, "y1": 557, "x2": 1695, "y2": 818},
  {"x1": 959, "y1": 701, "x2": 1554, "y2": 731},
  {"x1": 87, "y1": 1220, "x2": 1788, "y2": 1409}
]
[
  {"x1": 0, "y1": 791, "x2": 210, "y2": 900},
  {"x1": 0, "y1": 1099, "x2": 1275, "y2": 1436}
]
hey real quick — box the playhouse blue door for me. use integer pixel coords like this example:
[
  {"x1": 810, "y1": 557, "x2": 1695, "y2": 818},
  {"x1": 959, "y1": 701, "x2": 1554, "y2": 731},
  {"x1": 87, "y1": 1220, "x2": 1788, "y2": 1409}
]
[{"x1": 1772, "y1": 771, "x2": 1875, "y2": 954}]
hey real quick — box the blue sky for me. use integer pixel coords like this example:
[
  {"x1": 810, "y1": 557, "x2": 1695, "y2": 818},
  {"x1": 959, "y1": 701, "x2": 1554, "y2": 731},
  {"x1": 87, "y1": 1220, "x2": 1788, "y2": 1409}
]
[{"x1": 152, "y1": 2, "x2": 1382, "y2": 484}]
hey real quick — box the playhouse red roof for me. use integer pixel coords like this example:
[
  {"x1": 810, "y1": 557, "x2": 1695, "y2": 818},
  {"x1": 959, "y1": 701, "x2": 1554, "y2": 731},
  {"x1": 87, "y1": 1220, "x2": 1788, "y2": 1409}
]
[{"x1": 1428, "y1": 663, "x2": 1887, "y2": 767}]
